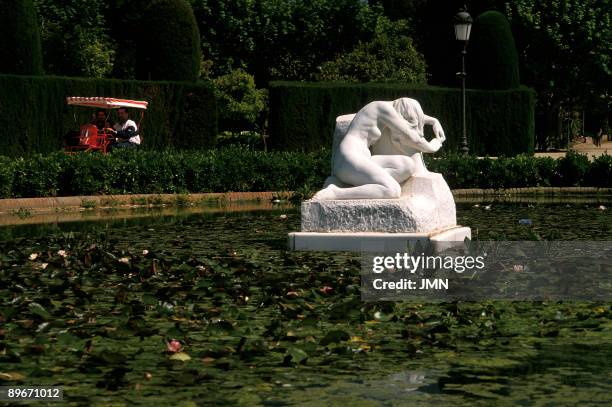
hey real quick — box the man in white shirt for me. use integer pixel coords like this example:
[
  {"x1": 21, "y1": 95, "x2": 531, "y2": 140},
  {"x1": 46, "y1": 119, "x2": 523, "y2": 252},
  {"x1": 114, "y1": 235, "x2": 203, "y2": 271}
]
[{"x1": 109, "y1": 107, "x2": 140, "y2": 150}]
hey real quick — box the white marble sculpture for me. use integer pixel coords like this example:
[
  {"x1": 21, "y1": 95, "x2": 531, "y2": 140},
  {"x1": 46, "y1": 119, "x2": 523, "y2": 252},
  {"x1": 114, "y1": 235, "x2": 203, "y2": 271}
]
[
  {"x1": 313, "y1": 98, "x2": 446, "y2": 200},
  {"x1": 289, "y1": 97, "x2": 471, "y2": 251}
]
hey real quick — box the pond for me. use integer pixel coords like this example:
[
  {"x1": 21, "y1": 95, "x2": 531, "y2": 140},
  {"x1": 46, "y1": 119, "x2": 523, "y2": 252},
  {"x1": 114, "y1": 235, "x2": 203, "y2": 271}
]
[{"x1": 0, "y1": 199, "x2": 611, "y2": 405}]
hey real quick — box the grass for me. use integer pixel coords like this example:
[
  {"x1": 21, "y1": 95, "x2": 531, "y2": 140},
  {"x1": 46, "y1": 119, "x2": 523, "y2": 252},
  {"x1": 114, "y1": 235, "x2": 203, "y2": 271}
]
[{"x1": 80, "y1": 199, "x2": 97, "y2": 209}]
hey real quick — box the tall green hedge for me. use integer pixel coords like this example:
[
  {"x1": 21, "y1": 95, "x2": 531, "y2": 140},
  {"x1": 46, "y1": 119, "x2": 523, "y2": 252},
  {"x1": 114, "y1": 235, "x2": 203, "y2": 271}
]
[
  {"x1": 268, "y1": 82, "x2": 535, "y2": 156},
  {"x1": 0, "y1": 0, "x2": 43, "y2": 75},
  {"x1": 136, "y1": 0, "x2": 201, "y2": 81},
  {"x1": 0, "y1": 75, "x2": 217, "y2": 157},
  {"x1": 469, "y1": 11, "x2": 520, "y2": 90}
]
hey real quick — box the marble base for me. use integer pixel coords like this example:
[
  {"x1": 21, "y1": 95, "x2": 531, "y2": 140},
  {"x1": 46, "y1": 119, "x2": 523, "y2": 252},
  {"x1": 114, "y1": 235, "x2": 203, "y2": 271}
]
[
  {"x1": 302, "y1": 172, "x2": 456, "y2": 233},
  {"x1": 288, "y1": 226, "x2": 471, "y2": 253}
]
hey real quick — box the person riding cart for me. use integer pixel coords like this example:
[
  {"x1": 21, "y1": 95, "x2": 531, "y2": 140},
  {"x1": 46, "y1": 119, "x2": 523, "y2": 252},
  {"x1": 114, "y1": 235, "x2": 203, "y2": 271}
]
[
  {"x1": 108, "y1": 107, "x2": 140, "y2": 150},
  {"x1": 64, "y1": 97, "x2": 148, "y2": 154}
]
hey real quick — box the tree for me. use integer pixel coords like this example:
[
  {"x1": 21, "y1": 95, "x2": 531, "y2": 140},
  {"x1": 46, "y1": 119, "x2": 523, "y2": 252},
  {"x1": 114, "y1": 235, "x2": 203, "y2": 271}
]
[
  {"x1": 376, "y1": 0, "x2": 610, "y2": 149},
  {"x1": 504, "y1": 0, "x2": 611, "y2": 148},
  {"x1": 468, "y1": 11, "x2": 520, "y2": 90},
  {"x1": 375, "y1": 0, "x2": 504, "y2": 87},
  {"x1": 189, "y1": 0, "x2": 385, "y2": 83},
  {"x1": 34, "y1": 0, "x2": 114, "y2": 77},
  {"x1": 317, "y1": 17, "x2": 427, "y2": 83},
  {"x1": 108, "y1": 0, "x2": 201, "y2": 81},
  {"x1": 135, "y1": 0, "x2": 201, "y2": 81},
  {"x1": 0, "y1": 0, "x2": 43, "y2": 75},
  {"x1": 213, "y1": 68, "x2": 267, "y2": 132}
]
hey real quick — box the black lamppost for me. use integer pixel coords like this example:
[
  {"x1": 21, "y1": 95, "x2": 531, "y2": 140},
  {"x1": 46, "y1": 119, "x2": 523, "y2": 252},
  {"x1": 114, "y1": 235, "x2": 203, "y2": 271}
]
[{"x1": 454, "y1": 9, "x2": 473, "y2": 155}]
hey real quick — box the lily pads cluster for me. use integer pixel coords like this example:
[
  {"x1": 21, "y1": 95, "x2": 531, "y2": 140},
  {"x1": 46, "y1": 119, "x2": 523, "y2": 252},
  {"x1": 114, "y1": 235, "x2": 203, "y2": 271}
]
[{"x1": 0, "y1": 204, "x2": 611, "y2": 404}]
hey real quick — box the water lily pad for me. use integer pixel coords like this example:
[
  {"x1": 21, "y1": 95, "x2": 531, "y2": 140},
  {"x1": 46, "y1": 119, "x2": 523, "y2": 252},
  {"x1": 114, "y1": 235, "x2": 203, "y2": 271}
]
[
  {"x1": 0, "y1": 371, "x2": 26, "y2": 381},
  {"x1": 169, "y1": 352, "x2": 192, "y2": 362},
  {"x1": 28, "y1": 302, "x2": 51, "y2": 320},
  {"x1": 320, "y1": 330, "x2": 350, "y2": 346},
  {"x1": 286, "y1": 347, "x2": 308, "y2": 364}
]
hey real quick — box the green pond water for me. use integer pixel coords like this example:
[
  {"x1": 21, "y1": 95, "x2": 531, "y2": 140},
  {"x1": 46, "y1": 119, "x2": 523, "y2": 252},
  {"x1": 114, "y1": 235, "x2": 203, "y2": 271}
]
[{"x1": 0, "y1": 200, "x2": 611, "y2": 406}]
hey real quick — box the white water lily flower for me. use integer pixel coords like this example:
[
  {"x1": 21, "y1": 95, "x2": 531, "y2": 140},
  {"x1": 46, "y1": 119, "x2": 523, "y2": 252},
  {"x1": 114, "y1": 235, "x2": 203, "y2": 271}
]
[
  {"x1": 118, "y1": 257, "x2": 130, "y2": 264},
  {"x1": 57, "y1": 250, "x2": 67, "y2": 258},
  {"x1": 41, "y1": 263, "x2": 48, "y2": 270},
  {"x1": 29, "y1": 253, "x2": 38, "y2": 261},
  {"x1": 279, "y1": 214, "x2": 287, "y2": 219},
  {"x1": 142, "y1": 249, "x2": 149, "y2": 256},
  {"x1": 598, "y1": 205, "x2": 607, "y2": 211}
]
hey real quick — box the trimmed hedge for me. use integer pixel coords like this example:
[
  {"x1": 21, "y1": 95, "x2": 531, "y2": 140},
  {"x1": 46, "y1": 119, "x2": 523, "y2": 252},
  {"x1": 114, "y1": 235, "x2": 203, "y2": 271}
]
[
  {"x1": 425, "y1": 152, "x2": 612, "y2": 190},
  {"x1": 0, "y1": 148, "x2": 330, "y2": 198},
  {"x1": 0, "y1": 0, "x2": 43, "y2": 75},
  {"x1": 469, "y1": 11, "x2": 520, "y2": 90},
  {"x1": 0, "y1": 149, "x2": 609, "y2": 198},
  {"x1": 268, "y1": 82, "x2": 535, "y2": 156},
  {"x1": 136, "y1": 0, "x2": 201, "y2": 81},
  {"x1": 0, "y1": 75, "x2": 217, "y2": 157}
]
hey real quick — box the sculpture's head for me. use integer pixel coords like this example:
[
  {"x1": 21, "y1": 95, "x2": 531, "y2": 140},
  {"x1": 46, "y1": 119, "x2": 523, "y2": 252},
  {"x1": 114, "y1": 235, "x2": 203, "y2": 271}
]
[{"x1": 392, "y1": 98, "x2": 425, "y2": 137}]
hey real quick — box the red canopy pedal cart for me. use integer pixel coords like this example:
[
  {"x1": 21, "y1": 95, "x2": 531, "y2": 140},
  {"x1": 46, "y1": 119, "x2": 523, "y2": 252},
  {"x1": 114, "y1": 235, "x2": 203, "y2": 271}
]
[{"x1": 63, "y1": 97, "x2": 148, "y2": 155}]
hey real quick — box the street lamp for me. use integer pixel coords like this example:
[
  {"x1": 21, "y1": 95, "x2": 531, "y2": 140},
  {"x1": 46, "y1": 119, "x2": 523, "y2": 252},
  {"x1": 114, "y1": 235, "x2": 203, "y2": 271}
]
[{"x1": 454, "y1": 9, "x2": 472, "y2": 155}]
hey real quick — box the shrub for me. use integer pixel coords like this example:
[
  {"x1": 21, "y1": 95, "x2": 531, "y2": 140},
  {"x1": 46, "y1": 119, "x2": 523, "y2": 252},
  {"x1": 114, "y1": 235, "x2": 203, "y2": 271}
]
[
  {"x1": 557, "y1": 151, "x2": 590, "y2": 186},
  {"x1": 426, "y1": 152, "x2": 610, "y2": 190},
  {"x1": 0, "y1": 0, "x2": 43, "y2": 75},
  {"x1": 533, "y1": 156, "x2": 559, "y2": 187},
  {"x1": 0, "y1": 156, "x2": 15, "y2": 198},
  {"x1": 216, "y1": 131, "x2": 267, "y2": 150},
  {"x1": 58, "y1": 153, "x2": 111, "y2": 196},
  {"x1": 587, "y1": 154, "x2": 612, "y2": 188},
  {"x1": 426, "y1": 154, "x2": 481, "y2": 189},
  {"x1": 503, "y1": 154, "x2": 542, "y2": 188},
  {"x1": 10, "y1": 153, "x2": 66, "y2": 198},
  {"x1": 317, "y1": 17, "x2": 427, "y2": 83},
  {"x1": 469, "y1": 11, "x2": 520, "y2": 90},
  {"x1": 213, "y1": 69, "x2": 268, "y2": 132},
  {"x1": 0, "y1": 149, "x2": 609, "y2": 198}
]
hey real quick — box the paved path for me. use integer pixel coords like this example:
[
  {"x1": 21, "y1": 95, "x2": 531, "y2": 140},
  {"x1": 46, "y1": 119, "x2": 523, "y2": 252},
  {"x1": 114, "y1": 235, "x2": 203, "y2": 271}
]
[{"x1": 535, "y1": 140, "x2": 612, "y2": 160}]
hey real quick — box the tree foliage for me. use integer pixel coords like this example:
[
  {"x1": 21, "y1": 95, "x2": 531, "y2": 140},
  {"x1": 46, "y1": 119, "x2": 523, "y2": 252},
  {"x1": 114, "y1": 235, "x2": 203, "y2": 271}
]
[
  {"x1": 0, "y1": 0, "x2": 43, "y2": 75},
  {"x1": 377, "y1": 0, "x2": 610, "y2": 148},
  {"x1": 135, "y1": 0, "x2": 201, "y2": 81},
  {"x1": 213, "y1": 69, "x2": 268, "y2": 132},
  {"x1": 504, "y1": 0, "x2": 611, "y2": 110},
  {"x1": 501, "y1": 0, "x2": 611, "y2": 147},
  {"x1": 109, "y1": 0, "x2": 201, "y2": 81},
  {"x1": 469, "y1": 11, "x2": 520, "y2": 90},
  {"x1": 33, "y1": 0, "x2": 113, "y2": 77},
  {"x1": 189, "y1": 0, "x2": 385, "y2": 83},
  {"x1": 317, "y1": 17, "x2": 427, "y2": 83}
]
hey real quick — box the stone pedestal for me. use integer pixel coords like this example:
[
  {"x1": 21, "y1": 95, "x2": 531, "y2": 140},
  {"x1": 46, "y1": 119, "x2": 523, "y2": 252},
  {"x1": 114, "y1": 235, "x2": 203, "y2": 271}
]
[
  {"x1": 301, "y1": 172, "x2": 456, "y2": 233},
  {"x1": 291, "y1": 172, "x2": 471, "y2": 252},
  {"x1": 288, "y1": 227, "x2": 471, "y2": 252}
]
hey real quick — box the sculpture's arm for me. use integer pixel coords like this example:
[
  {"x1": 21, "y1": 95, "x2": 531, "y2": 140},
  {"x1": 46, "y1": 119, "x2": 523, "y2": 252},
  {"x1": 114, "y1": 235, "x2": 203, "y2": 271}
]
[
  {"x1": 380, "y1": 107, "x2": 441, "y2": 153},
  {"x1": 424, "y1": 115, "x2": 445, "y2": 142}
]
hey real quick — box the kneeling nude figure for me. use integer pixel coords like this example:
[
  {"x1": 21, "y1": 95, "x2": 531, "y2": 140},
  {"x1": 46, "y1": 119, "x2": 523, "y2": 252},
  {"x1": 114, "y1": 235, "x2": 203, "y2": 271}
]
[{"x1": 313, "y1": 98, "x2": 446, "y2": 200}]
